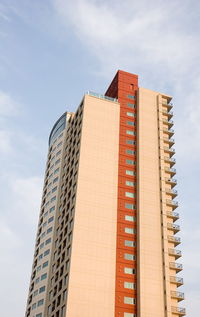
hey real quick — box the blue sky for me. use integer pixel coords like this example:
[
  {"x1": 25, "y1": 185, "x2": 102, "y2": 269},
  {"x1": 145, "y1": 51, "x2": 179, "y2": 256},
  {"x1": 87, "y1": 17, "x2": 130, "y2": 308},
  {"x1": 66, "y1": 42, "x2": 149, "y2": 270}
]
[{"x1": 0, "y1": 0, "x2": 199, "y2": 316}]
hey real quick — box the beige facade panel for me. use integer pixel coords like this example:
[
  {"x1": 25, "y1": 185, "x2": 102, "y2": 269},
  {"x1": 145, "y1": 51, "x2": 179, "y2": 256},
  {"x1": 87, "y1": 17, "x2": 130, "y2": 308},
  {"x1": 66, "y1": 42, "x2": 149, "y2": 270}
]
[
  {"x1": 137, "y1": 87, "x2": 165, "y2": 317},
  {"x1": 65, "y1": 95, "x2": 120, "y2": 316}
]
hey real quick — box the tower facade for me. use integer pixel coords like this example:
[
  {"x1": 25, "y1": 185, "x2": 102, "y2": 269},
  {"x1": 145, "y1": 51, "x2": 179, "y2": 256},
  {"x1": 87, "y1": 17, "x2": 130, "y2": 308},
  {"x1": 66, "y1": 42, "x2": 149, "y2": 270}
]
[{"x1": 25, "y1": 70, "x2": 185, "y2": 317}]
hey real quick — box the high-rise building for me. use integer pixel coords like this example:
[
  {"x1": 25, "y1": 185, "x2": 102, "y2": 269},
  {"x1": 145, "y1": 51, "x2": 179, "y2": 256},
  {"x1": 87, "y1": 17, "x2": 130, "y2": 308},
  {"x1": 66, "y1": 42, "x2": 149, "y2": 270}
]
[{"x1": 25, "y1": 70, "x2": 185, "y2": 317}]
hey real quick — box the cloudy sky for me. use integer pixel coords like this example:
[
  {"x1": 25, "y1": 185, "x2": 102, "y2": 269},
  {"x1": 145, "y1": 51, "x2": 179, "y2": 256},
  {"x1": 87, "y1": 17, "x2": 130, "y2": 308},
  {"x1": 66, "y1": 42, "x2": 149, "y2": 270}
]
[{"x1": 0, "y1": 0, "x2": 199, "y2": 316}]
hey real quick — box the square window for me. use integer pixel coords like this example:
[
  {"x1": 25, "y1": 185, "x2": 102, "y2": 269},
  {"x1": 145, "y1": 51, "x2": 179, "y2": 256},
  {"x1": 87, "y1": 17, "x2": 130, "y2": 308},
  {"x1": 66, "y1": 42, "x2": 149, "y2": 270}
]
[{"x1": 124, "y1": 253, "x2": 135, "y2": 260}]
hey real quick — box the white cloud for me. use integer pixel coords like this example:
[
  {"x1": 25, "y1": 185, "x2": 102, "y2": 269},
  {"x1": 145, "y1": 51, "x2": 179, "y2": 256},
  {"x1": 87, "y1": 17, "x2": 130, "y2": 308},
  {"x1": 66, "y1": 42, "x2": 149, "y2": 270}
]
[
  {"x1": 54, "y1": 0, "x2": 199, "y2": 78},
  {"x1": 0, "y1": 90, "x2": 20, "y2": 117},
  {"x1": 0, "y1": 130, "x2": 12, "y2": 153}
]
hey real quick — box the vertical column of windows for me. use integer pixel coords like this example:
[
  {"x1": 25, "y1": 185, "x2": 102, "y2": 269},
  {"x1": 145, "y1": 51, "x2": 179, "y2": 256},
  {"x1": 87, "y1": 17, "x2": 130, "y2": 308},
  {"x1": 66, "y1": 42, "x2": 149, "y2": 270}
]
[
  {"x1": 46, "y1": 105, "x2": 83, "y2": 317},
  {"x1": 105, "y1": 71, "x2": 138, "y2": 317},
  {"x1": 25, "y1": 126, "x2": 66, "y2": 317}
]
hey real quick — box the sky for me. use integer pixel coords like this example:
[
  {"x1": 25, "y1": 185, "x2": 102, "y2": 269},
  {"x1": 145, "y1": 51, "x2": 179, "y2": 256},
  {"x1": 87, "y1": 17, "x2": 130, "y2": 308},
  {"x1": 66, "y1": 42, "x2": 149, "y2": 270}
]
[{"x1": 0, "y1": 0, "x2": 199, "y2": 316}]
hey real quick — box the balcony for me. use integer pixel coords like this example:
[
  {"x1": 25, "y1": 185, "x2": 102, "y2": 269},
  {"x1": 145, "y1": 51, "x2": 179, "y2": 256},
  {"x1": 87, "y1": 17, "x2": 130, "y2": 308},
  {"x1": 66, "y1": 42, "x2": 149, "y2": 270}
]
[
  {"x1": 164, "y1": 156, "x2": 176, "y2": 166},
  {"x1": 163, "y1": 118, "x2": 174, "y2": 127},
  {"x1": 162, "y1": 109, "x2": 173, "y2": 119},
  {"x1": 169, "y1": 248, "x2": 182, "y2": 259},
  {"x1": 166, "y1": 199, "x2": 178, "y2": 209},
  {"x1": 165, "y1": 178, "x2": 177, "y2": 188},
  {"x1": 167, "y1": 223, "x2": 180, "y2": 233},
  {"x1": 165, "y1": 167, "x2": 176, "y2": 176},
  {"x1": 171, "y1": 291, "x2": 184, "y2": 301},
  {"x1": 170, "y1": 276, "x2": 184, "y2": 286},
  {"x1": 163, "y1": 127, "x2": 174, "y2": 136},
  {"x1": 166, "y1": 188, "x2": 178, "y2": 198},
  {"x1": 169, "y1": 262, "x2": 183, "y2": 272},
  {"x1": 168, "y1": 235, "x2": 181, "y2": 245},
  {"x1": 171, "y1": 307, "x2": 186, "y2": 316},
  {"x1": 162, "y1": 99, "x2": 173, "y2": 108},
  {"x1": 164, "y1": 146, "x2": 175, "y2": 156},
  {"x1": 166, "y1": 210, "x2": 179, "y2": 220},
  {"x1": 163, "y1": 137, "x2": 175, "y2": 146}
]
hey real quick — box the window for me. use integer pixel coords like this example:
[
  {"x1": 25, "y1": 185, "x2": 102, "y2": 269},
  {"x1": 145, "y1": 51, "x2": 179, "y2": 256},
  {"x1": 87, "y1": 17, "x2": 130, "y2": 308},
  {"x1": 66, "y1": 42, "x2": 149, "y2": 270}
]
[
  {"x1": 127, "y1": 120, "x2": 135, "y2": 126},
  {"x1": 127, "y1": 94, "x2": 135, "y2": 100},
  {"x1": 124, "y1": 313, "x2": 135, "y2": 317},
  {"x1": 33, "y1": 290, "x2": 38, "y2": 296},
  {"x1": 55, "y1": 159, "x2": 60, "y2": 165},
  {"x1": 124, "y1": 267, "x2": 136, "y2": 275},
  {"x1": 35, "y1": 277, "x2": 40, "y2": 284},
  {"x1": 126, "y1": 180, "x2": 135, "y2": 187},
  {"x1": 124, "y1": 296, "x2": 135, "y2": 304},
  {"x1": 125, "y1": 215, "x2": 135, "y2": 222},
  {"x1": 54, "y1": 168, "x2": 59, "y2": 174},
  {"x1": 43, "y1": 261, "x2": 48, "y2": 268},
  {"x1": 47, "y1": 227, "x2": 52, "y2": 234},
  {"x1": 124, "y1": 253, "x2": 135, "y2": 260},
  {"x1": 41, "y1": 273, "x2": 47, "y2": 280},
  {"x1": 53, "y1": 177, "x2": 58, "y2": 183},
  {"x1": 126, "y1": 149, "x2": 135, "y2": 155},
  {"x1": 48, "y1": 216, "x2": 54, "y2": 223},
  {"x1": 127, "y1": 103, "x2": 135, "y2": 109},
  {"x1": 37, "y1": 266, "x2": 41, "y2": 272},
  {"x1": 45, "y1": 238, "x2": 51, "y2": 245},
  {"x1": 124, "y1": 282, "x2": 135, "y2": 289},
  {"x1": 127, "y1": 111, "x2": 135, "y2": 117},
  {"x1": 126, "y1": 139, "x2": 136, "y2": 145},
  {"x1": 44, "y1": 249, "x2": 50, "y2": 256},
  {"x1": 126, "y1": 130, "x2": 135, "y2": 136},
  {"x1": 125, "y1": 192, "x2": 135, "y2": 198},
  {"x1": 38, "y1": 299, "x2": 44, "y2": 306},
  {"x1": 125, "y1": 203, "x2": 135, "y2": 209},
  {"x1": 51, "y1": 196, "x2": 56, "y2": 202},
  {"x1": 52, "y1": 186, "x2": 57, "y2": 193},
  {"x1": 125, "y1": 227, "x2": 135, "y2": 234},
  {"x1": 36, "y1": 314, "x2": 42, "y2": 317},
  {"x1": 56, "y1": 150, "x2": 61, "y2": 156},
  {"x1": 57, "y1": 141, "x2": 62, "y2": 148},
  {"x1": 39, "y1": 286, "x2": 45, "y2": 293},
  {"x1": 49, "y1": 206, "x2": 55, "y2": 213},
  {"x1": 40, "y1": 242, "x2": 44, "y2": 249},
  {"x1": 38, "y1": 254, "x2": 43, "y2": 260},
  {"x1": 32, "y1": 303, "x2": 37, "y2": 310},
  {"x1": 125, "y1": 240, "x2": 135, "y2": 247},
  {"x1": 126, "y1": 159, "x2": 135, "y2": 165}
]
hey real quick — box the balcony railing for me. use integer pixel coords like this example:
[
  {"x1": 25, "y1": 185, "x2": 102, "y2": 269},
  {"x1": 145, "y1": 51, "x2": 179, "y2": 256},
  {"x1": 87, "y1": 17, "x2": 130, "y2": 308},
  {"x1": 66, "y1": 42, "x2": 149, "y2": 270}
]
[
  {"x1": 171, "y1": 307, "x2": 186, "y2": 315},
  {"x1": 164, "y1": 156, "x2": 176, "y2": 166},
  {"x1": 164, "y1": 146, "x2": 175, "y2": 156},
  {"x1": 87, "y1": 91, "x2": 118, "y2": 103},
  {"x1": 169, "y1": 248, "x2": 182, "y2": 258},
  {"x1": 163, "y1": 127, "x2": 174, "y2": 135},
  {"x1": 166, "y1": 188, "x2": 178, "y2": 197},
  {"x1": 162, "y1": 109, "x2": 173, "y2": 119},
  {"x1": 163, "y1": 118, "x2": 174, "y2": 127},
  {"x1": 169, "y1": 262, "x2": 183, "y2": 271},
  {"x1": 165, "y1": 178, "x2": 177, "y2": 188},
  {"x1": 168, "y1": 235, "x2": 181, "y2": 245},
  {"x1": 166, "y1": 210, "x2": 179, "y2": 220},
  {"x1": 166, "y1": 199, "x2": 178, "y2": 209},
  {"x1": 171, "y1": 291, "x2": 184, "y2": 301},
  {"x1": 162, "y1": 99, "x2": 173, "y2": 107},
  {"x1": 166, "y1": 200, "x2": 178, "y2": 209},
  {"x1": 170, "y1": 276, "x2": 184, "y2": 286},
  {"x1": 165, "y1": 167, "x2": 176, "y2": 175},
  {"x1": 163, "y1": 137, "x2": 175, "y2": 145},
  {"x1": 167, "y1": 223, "x2": 180, "y2": 232}
]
